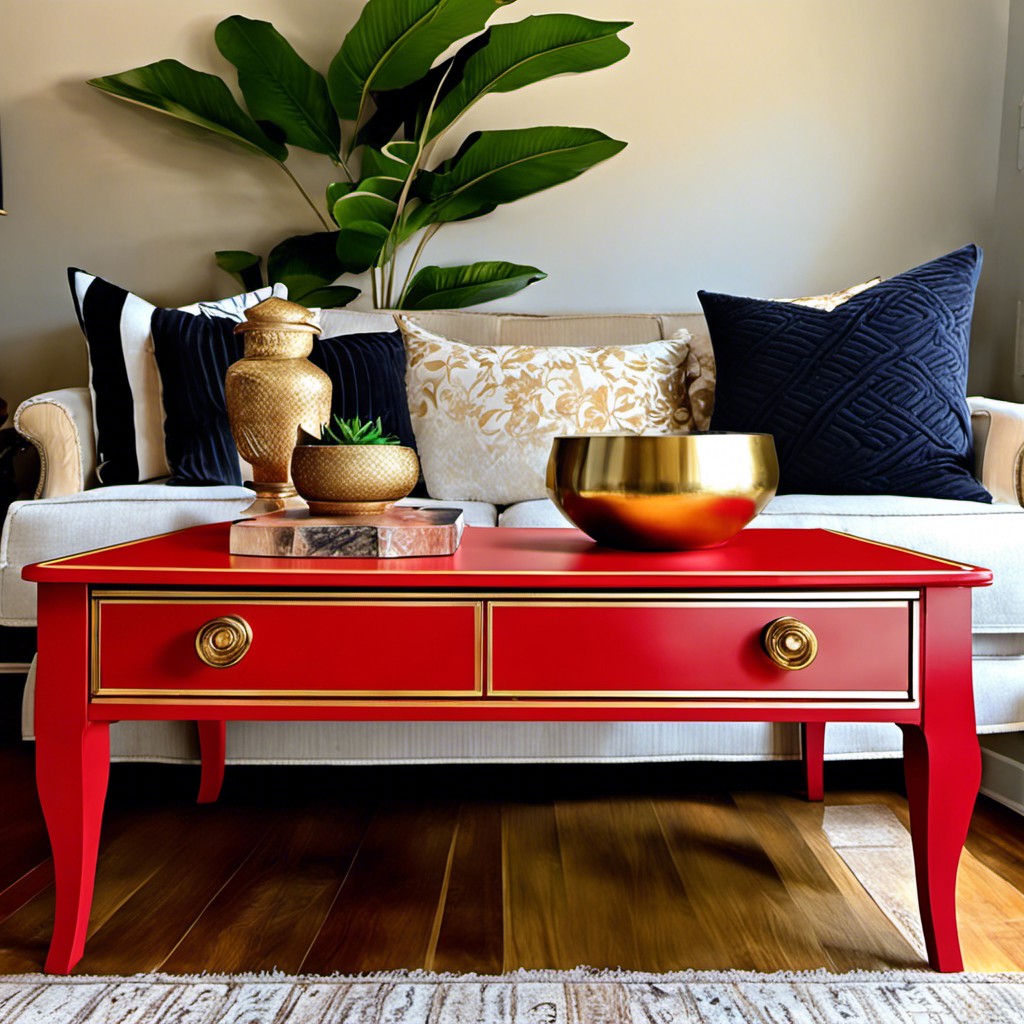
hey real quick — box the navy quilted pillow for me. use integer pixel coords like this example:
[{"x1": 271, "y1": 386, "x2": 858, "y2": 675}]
[
  {"x1": 698, "y1": 245, "x2": 991, "y2": 502},
  {"x1": 150, "y1": 309, "x2": 418, "y2": 487}
]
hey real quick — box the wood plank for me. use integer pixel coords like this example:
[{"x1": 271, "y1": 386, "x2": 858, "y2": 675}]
[
  {"x1": 0, "y1": 861, "x2": 53, "y2": 928},
  {"x1": 555, "y1": 797, "x2": 713, "y2": 971},
  {"x1": 0, "y1": 745, "x2": 50, "y2": 891},
  {"x1": 501, "y1": 802, "x2": 572, "y2": 970},
  {"x1": 653, "y1": 793, "x2": 829, "y2": 971},
  {"x1": 808, "y1": 789, "x2": 1024, "y2": 971},
  {"x1": 430, "y1": 802, "x2": 503, "y2": 974},
  {"x1": 0, "y1": 807, "x2": 204, "y2": 973},
  {"x1": 774, "y1": 794, "x2": 930, "y2": 968},
  {"x1": 965, "y1": 797, "x2": 1024, "y2": 897},
  {"x1": 159, "y1": 805, "x2": 373, "y2": 974},
  {"x1": 72, "y1": 807, "x2": 272, "y2": 974},
  {"x1": 0, "y1": 820, "x2": 52, "y2": 900},
  {"x1": 3, "y1": 747, "x2": 1024, "y2": 976},
  {"x1": 733, "y1": 791, "x2": 920, "y2": 970},
  {"x1": 300, "y1": 801, "x2": 460, "y2": 973}
]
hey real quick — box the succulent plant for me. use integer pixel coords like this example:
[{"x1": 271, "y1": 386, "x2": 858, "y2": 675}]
[{"x1": 316, "y1": 414, "x2": 401, "y2": 447}]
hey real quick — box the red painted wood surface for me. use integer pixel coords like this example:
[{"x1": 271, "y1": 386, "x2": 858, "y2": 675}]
[
  {"x1": 488, "y1": 602, "x2": 912, "y2": 697},
  {"x1": 23, "y1": 524, "x2": 992, "y2": 591},
  {"x1": 96, "y1": 599, "x2": 480, "y2": 697},
  {"x1": 900, "y1": 587, "x2": 982, "y2": 972},
  {"x1": 85, "y1": 701, "x2": 924, "y2": 724},
  {"x1": 196, "y1": 721, "x2": 226, "y2": 805},
  {"x1": 801, "y1": 722, "x2": 826, "y2": 802},
  {"x1": 25, "y1": 524, "x2": 990, "y2": 974},
  {"x1": 33, "y1": 583, "x2": 110, "y2": 975}
]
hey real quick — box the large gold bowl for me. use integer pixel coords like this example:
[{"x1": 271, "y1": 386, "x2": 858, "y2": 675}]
[{"x1": 546, "y1": 433, "x2": 779, "y2": 550}]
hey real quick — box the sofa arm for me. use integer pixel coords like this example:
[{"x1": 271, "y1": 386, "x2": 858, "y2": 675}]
[
  {"x1": 14, "y1": 388, "x2": 97, "y2": 499},
  {"x1": 969, "y1": 397, "x2": 1024, "y2": 506}
]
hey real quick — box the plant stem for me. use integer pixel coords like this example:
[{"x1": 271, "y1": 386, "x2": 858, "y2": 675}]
[
  {"x1": 379, "y1": 69, "x2": 451, "y2": 308},
  {"x1": 278, "y1": 162, "x2": 332, "y2": 230},
  {"x1": 385, "y1": 241, "x2": 398, "y2": 308},
  {"x1": 333, "y1": 152, "x2": 355, "y2": 184},
  {"x1": 399, "y1": 223, "x2": 441, "y2": 306},
  {"x1": 371, "y1": 268, "x2": 380, "y2": 308}
]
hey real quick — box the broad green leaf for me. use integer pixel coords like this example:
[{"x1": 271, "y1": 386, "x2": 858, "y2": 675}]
[
  {"x1": 360, "y1": 141, "x2": 420, "y2": 181},
  {"x1": 215, "y1": 250, "x2": 265, "y2": 291},
  {"x1": 355, "y1": 47, "x2": 465, "y2": 148},
  {"x1": 428, "y1": 16, "x2": 631, "y2": 139},
  {"x1": 358, "y1": 175, "x2": 405, "y2": 200},
  {"x1": 409, "y1": 126, "x2": 626, "y2": 231},
  {"x1": 292, "y1": 284, "x2": 360, "y2": 308},
  {"x1": 326, "y1": 181, "x2": 355, "y2": 208},
  {"x1": 215, "y1": 16, "x2": 340, "y2": 158},
  {"x1": 332, "y1": 191, "x2": 398, "y2": 273},
  {"x1": 328, "y1": 0, "x2": 514, "y2": 125},
  {"x1": 88, "y1": 60, "x2": 287, "y2": 161},
  {"x1": 267, "y1": 231, "x2": 345, "y2": 299},
  {"x1": 400, "y1": 260, "x2": 545, "y2": 309}
]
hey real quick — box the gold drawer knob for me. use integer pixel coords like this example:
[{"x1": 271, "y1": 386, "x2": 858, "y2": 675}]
[
  {"x1": 195, "y1": 615, "x2": 252, "y2": 668},
  {"x1": 762, "y1": 616, "x2": 818, "y2": 670}
]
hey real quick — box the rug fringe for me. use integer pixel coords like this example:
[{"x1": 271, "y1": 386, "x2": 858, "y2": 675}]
[{"x1": 2, "y1": 967, "x2": 1023, "y2": 985}]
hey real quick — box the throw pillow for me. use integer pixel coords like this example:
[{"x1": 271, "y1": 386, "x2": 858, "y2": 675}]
[
  {"x1": 677, "y1": 278, "x2": 883, "y2": 432},
  {"x1": 785, "y1": 277, "x2": 882, "y2": 311},
  {"x1": 68, "y1": 269, "x2": 286, "y2": 485},
  {"x1": 698, "y1": 245, "x2": 990, "y2": 502},
  {"x1": 150, "y1": 308, "x2": 416, "y2": 487},
  {"x1": 399, "y1": 316, "x2": 694, "y2": 504}
]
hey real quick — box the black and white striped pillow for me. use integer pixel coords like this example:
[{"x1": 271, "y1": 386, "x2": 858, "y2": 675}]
[{"x1": 68, "y1": 269, "x2": 285, "y2": 484}]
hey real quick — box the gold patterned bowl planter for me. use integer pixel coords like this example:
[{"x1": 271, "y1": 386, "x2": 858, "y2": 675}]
[
  {"x1": 546, "y1": 432, "x2": 779, "y2": 550},
  {"x1": 290, "y1": 445, "x2": 421, "y2": 515}
]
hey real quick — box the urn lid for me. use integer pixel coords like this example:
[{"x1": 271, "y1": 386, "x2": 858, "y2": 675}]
[{"x1": 234, "y1": 297, "x2": 320, "y2": 335}]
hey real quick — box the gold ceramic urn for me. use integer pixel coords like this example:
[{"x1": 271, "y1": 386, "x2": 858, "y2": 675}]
[{"x1": 225, "y1": 298, "x2": 332, "y2": 511}]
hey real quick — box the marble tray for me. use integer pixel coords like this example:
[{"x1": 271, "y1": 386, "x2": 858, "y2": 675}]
[{"x1": 229, "y1": 506, "x2": 464, "y2": 559}]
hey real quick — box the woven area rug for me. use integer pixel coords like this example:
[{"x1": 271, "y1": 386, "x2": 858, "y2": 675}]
[
  {"x1": 2, "y1": 969, "x2": 1024, "y2": 1023},
  {"x1": 823, "y1": 803, "x2": 930, "y2": 958}
]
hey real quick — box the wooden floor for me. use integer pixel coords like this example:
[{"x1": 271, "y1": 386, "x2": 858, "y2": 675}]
[{"x1": 1, "y1": 688, "x2": 1023, "y2": 975}]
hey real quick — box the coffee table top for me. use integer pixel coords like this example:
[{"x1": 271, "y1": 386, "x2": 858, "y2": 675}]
[{"x1": 24, "y1": 522, "x2": 992, "y2": 591}]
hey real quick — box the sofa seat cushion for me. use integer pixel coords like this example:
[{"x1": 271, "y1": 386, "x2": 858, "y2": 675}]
[
  {"x1": 0, "y1": 488, "x2": 498, "y2": 626},
  {"x1": 499, "y1": 493, "x2": 1024, "y2": 633}
]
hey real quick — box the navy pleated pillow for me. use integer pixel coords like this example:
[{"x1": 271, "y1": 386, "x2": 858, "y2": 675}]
[
  {"x1": 698, "y1": 245, "x2": 991, "y2": 502},
  {"x1": 150, "y1": 309, "x2": 417, "y2": 487}
]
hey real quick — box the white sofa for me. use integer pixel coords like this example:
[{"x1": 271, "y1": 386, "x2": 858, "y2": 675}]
[{"x1": 4, "y1": 310, "x2": 1024, "y2": 767}]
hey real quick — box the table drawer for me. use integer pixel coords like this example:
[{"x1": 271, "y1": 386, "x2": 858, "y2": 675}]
[
  {"x1": 487, "y1": 600, "x2": 916, "y2": 700},
  {"x1": 92, "y1": 595, "x2": 482, "y2": 698}
]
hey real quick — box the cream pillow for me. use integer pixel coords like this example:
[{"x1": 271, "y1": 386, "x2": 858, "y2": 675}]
[
  {"x1": 786, "y1": 276, "x2": 882, "y2": 311},
  {"x1": 399, "y1": 316, "x2": 695, "y2": 504}
]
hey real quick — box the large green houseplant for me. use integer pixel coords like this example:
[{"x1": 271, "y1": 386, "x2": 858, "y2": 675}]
[{"x1": 89, "y1": 0, "x2": 631, "y2": 309}]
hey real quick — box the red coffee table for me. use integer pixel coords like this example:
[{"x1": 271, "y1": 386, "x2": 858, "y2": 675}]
[{"x1": 25, "y1": 523, "x2": 991, "y2": 973}]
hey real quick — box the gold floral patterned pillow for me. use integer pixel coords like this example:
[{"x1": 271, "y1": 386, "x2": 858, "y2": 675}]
[{"x1": 399, "y1": 316, "x2": 695, "y2": 504}]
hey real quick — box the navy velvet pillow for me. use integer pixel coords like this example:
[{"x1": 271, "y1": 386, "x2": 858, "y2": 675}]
[
  {"x1": 150, "y1": 309, "x2": 417, "y2": 487},
  {"x1": 698, "y1": 245, "x2": 991, "y2": 503}
]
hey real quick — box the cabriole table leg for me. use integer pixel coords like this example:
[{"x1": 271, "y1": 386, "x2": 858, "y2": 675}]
[
  {"x1": 196, "y1": 720, "x2": 227, "y2": 804},
  {"x1": 801, "y1": 721, "x2": 825, "y2": 801},
  {"x1": 34, "y1": 583, "x2": 110, "y2": 975},
  {"x1": 900, "y1": 587, "x2": 981, "y2": 973}
]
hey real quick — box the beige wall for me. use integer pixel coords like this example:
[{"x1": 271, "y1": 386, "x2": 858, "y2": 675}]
[
  {"x1": 974, "y1": 0, "x2": 1024, "y2": 399},
  {"x1": 0, "y1": 0, "x2": 1011, "y2": 409}
]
